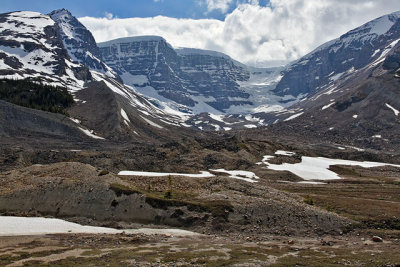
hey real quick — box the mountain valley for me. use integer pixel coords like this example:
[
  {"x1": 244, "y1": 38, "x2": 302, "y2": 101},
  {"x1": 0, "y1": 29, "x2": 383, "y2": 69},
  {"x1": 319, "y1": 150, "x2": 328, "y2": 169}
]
[{"x1": 0, "y1": 7, "x2": 399, "y2": 266}]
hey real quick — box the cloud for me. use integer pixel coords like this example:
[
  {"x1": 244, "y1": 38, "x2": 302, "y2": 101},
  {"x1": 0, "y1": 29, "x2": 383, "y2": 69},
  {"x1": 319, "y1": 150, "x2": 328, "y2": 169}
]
[
  {"x1": 204, "y1": 0, "x2": 234, "y2": 14},
  {"x1": 80, "y1": 0, "x2": 400, "y2": 67},
  {"x1": 104, "y1": 12, "x2": 113, "y2": 20}
]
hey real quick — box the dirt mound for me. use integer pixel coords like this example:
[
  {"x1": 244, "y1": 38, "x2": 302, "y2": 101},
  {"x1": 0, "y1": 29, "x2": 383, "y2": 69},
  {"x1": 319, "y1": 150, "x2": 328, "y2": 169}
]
[{"x1": 0, "y1": 162, "x2": 351, "y2": 236}]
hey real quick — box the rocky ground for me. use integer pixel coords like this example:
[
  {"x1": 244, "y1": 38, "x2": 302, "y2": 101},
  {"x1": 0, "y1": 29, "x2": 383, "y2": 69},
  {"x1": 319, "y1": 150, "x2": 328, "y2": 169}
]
[
  {"x1": 1, "y1": 230, "x2": 399, "y2": 266},
  {"x1": 0, "y1": 131, "x2": 399, "y2": 266}
]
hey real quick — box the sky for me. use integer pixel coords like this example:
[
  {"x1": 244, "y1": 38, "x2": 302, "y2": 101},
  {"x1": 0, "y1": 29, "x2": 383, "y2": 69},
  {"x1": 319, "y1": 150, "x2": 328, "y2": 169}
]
[{"x1": 1, "y1": 0, "x2": 400, "y2": 67}]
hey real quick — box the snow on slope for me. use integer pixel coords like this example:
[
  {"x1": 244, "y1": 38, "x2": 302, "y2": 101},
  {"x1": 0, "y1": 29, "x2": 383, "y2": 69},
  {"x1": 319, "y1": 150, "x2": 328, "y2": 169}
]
[
  {"x1": 49, "y1": 9, "x2": 118, "y2": 79},
  {"x1": 91, "y1": 71, "x2": 188, "y2": 127},
  {"x1": 0, "y1": 11, "x2": 87, "y2": 91},
  {"x1": 262, "y1": 154, "x2": 400, "y2": 181},
  {"x1": 0, "y1": 216, "x2": 198, "y2": 236}
]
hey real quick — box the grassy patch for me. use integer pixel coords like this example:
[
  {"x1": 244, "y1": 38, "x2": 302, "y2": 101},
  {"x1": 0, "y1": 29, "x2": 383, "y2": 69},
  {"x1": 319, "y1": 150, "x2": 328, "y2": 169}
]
[{"x1": 109, "y1": 183, "x2": 144, "y2": 197}]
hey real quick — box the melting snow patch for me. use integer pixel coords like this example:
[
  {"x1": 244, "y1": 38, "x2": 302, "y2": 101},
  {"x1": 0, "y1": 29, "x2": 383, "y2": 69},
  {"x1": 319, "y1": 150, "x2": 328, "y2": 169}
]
[
  {"x1": 275, "y1": 150, "x2": 296, "y2": 156},
  {"x1": 0, "y1": 216, "x2": 199, "y2": 236},
  {"x1": 261, "y1": 156, "x2": 400, "y2": 181},
  {"x1": 330, "y1": 72, "x2": 344, "y2": 81},
  {"x1": 284, "y1": 112, "x2": 304, "y2": 121},
  {"x1": 0, "y1": 216, "x2": 121, "y2": 236},
  {"x1": 209, "y1": 114, "x2": 225, "y2": 123},
  {"x1": 140, "y1": 115, "x2": 164, "y2": 129},
  {"x1": 118, "y1": 171, "x2": 214, "y2": 178},
  {"x1": 372, "y1": 135, "x2": 382, "y2": 138},
  {"x1": 372, "y1": 49, "x2": 381, "y2": 57},
  {"x1": 69, "y1": 117, "x2": 81, "y2": 124},
  {"x1": 121, "y1": 108, "x2": 131, "y2": 122},
  {"x1": 244, "y1": 124, "x2": 257, "y2": 129},
  {"x1": 78, "y1": 127, "x2": 105, "y2": 140},
  {"x1": 353, "y1": 115, "x2": 358, "y2": 119},
  {"x1": 322, "y1": 102, "x2": 335, "y2": 110},
  {"x1": 385, "y1": 103, "x2": 399, "y2": 116},
  {"x1": 297, "y1": 181, "x2": 327, "y2": 185},
  {"x1": 211, "y1": 169, "x2": 259, "y2": 183}
]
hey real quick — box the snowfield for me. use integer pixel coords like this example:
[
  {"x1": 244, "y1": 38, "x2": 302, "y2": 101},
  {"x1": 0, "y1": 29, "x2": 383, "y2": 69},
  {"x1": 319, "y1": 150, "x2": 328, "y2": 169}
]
[
  {"x1": 118, "y1": 171, "x2": 215, "y2": 178},
  {"x1": 0, "y1": 216, "x2": 199, "y2": 236},
  {"x1": 262, "y1": 153, "x2": 400, "y2": 181},
  {"x1": 118, "y1": 169, "x2": 260, "y2": 183},
  {"x1": 210, "y1": 169, "x2": 259, "y2": 183}
]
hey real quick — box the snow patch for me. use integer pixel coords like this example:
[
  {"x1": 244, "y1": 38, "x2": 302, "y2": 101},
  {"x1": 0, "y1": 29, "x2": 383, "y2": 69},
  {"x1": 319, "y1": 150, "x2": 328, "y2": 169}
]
[
  {"x1": 385, "y1": 103, "x2": 399, "y2": 116},
  {"x1": 78, "y1": 127, "x2": 105, "y2": 140},
  {"x1": 322, "y1": 102, "x2": 335, "y2": 110},
  {"x1": 121, "y1": 108, "x2": 131, "y2": 122},
  {"x1": 0, "y1": 216, "x2": 199, "y2": 236},
  {"x1": 211, "y1": 169, "x2": 259, "y2": 183},
  {"x1": 284, "y1": 112, "x2": 304, "y2": 121},
  {"x1": 140, "y1": 115, "x2": 164, "y2": 129},
  {"x1": 261, "y1": 155, "x2": 400, "y2": 181},
  {"x1": 275, "y1": 150, "x2": 296, "y2": 156},
  {"x1": 118, "y1": 171, "x2": 214, "y2": 178}
]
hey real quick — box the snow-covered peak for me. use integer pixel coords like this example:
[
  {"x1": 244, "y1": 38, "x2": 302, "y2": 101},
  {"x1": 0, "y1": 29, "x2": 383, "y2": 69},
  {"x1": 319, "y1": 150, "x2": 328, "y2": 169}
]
[
  {"x1": 49, "y1": 9, "x2": 118, "y2": 78},
  {"x1": 176, "y1": 47, "x2": 247, "y2": 68},
  {"x1": 48, "y1": 8, "x2": 72, "y2": 21},
  {"x1": 344, "y1": 11, "x2": 399, "y2": 37},
  {"x1": 5, "y1": 11, "x2": 55, "y2": 35},
  {"x1": 98, "y1": 36, "x2": 168, "y2": 47},
  {"x1": 176, "y1": 48, "x2": 231, "y2": 59}
]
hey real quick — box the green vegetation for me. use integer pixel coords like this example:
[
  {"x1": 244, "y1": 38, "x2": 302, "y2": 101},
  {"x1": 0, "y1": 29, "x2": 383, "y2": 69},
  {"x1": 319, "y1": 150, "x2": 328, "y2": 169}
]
[
  {"x1": 109, "y1": 183, "x2": 144, "y2": 196},
  {"x1": 304, "y1": 195, "x2": 315, "y2": 205},
  {"x1": 0, "y1": 79, "x2": 74, "y2": 115},
  {"x1": 163, "y1": 190, "x2": 172, "y2": 199}
]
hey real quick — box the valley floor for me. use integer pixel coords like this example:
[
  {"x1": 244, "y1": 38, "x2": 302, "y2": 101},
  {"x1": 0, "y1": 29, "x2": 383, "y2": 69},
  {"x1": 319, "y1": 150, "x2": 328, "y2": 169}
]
[
  {"x1": 1, "y1": 231, "x2": 400, "y2": 266},
  {"x1": 0, "y1": 136, "x2": 399, "y2": 266}
]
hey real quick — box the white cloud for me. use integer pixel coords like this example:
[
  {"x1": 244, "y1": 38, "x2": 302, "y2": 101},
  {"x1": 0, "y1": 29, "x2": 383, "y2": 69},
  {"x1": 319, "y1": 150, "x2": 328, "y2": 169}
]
[
  {"x1": 80, "y1": 0, "x2": 400, "y2": 67},
  {"x1": 204, "y1": 0, "x2": 234, "y2": 14},
  {"x1": 104, "y1": 12, "x2": 113, "y2": 20}
]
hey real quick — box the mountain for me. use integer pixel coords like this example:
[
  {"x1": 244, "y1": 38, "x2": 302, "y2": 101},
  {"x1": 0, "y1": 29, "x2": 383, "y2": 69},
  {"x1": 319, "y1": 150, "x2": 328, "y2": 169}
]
[
  {"x1": 98, "y1": 37, "x2": 256, "y2": 113},
  {"x1": 1, "y1": 8, "x2": 399, "y2": 149},
  {"x1": 264, "y1": 11, "x2": 400, "y2": 151},
  {"x1": 274, "y1": 11, "x2": 400, "y2": 98},
  {"x1": 97, "y1": 36, "x2": 300, "y2": 130},
  {"x1": 48, "y1": 9, "x2": 118, "y2": 80},
  {"x1": 0, "y1": 10, "x2": 190, "y2": 144},
  {"x1": 0, "y1": 11, "x2": 90, "y2": 90}
]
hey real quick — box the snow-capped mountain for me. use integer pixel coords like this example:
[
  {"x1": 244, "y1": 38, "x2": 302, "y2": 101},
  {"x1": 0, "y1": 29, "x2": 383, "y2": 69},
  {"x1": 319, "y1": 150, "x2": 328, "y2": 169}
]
[
  {"x1": 98, "y1": 37, "x2": 256, "y2": 114},
  {"x1": 0, "y1": 8, "x2": 399, "y2": 147},
  {"x1": 274, "y1": 11, "x2": 400, "y2": 98},
  {"x1": 0, "y1": 11, "x2": 89, "y2": 91},
  {"x1": 0, "y1": 10, "x2": 190, "y2": 142},
  {"x1": 48, "y1": 9, "x2": 118, "y2": 80},
  {"x1": 265, "y1": 11, "x2": 400, "y2": 151}
]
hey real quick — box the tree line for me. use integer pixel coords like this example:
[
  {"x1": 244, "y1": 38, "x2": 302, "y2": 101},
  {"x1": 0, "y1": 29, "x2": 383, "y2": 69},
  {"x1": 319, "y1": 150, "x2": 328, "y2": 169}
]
[{"x1": 0, "y1": 79, "x2": 74, "y2": 115}]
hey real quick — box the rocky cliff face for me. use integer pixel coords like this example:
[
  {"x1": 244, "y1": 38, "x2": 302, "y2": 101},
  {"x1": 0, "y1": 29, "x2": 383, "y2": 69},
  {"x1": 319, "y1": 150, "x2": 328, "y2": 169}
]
[
  {"x1": 0, "y1": 11, "x2": 90, "y2": 90},
  {"x1": 0, "y1": 10, "x2": 190, "y2": 143},
  {"x1": 266, "y1": 29, "x2": 400, "y2": 151},
  {"x1": 99, "y1": 37, "x2": 252, "y2": 113},
  {"x1": 48, "y1": 9, "x2": 118, "y2": 80},
  {"x1": 274, "y1": 11, "x2": 400, "y2": 98}
]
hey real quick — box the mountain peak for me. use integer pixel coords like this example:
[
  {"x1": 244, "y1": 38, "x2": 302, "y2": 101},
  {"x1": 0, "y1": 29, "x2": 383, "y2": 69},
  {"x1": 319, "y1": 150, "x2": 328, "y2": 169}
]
[
  {"x1": 48, "y1": 8, "x2": 72, "y2": 18},
  {"x1": 98, "y1": 36, "x2": 168, "y2": 47}
]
